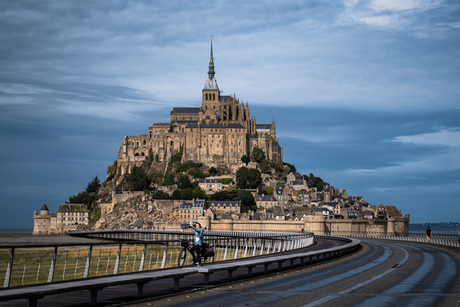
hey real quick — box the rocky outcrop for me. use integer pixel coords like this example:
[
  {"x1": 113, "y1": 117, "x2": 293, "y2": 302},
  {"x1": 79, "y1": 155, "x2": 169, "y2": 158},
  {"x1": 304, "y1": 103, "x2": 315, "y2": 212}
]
[{"x1": 94, "y1": 194, "x2": 180, "y2": 229}]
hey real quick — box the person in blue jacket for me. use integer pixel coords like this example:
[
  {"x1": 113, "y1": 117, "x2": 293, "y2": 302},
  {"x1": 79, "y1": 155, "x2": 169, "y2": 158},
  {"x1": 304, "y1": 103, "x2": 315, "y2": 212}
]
[
  {"x1": 458, "y1": 231, "x2": 460, "y2": 248},
  {"x1": 189, "y1": 222, "x2": 204, "y2": 267}
]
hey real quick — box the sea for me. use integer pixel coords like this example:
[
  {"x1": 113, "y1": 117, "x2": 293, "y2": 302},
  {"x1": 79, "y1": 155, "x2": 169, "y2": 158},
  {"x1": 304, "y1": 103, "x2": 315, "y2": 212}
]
[{"x1": 0, "y1": 228, "x2": 33, "y2": 235}]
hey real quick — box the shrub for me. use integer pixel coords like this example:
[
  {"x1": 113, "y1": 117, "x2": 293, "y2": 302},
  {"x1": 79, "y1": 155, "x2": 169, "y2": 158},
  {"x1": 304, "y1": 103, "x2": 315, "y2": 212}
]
[{"x1": 220, "y1": 178, "x2": 233, "y2": 184}]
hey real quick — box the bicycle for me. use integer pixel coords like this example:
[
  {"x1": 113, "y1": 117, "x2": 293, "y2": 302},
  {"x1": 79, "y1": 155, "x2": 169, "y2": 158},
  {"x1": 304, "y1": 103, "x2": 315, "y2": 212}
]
[{"x1": 178, "y1": 240, "x2": 215, "y2": 267}]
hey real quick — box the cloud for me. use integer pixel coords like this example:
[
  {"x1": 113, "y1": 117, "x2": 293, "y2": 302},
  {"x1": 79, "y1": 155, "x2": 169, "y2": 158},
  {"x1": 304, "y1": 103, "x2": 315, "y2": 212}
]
[
  {"x1": 0, "y1": 1, "x2": 459, "y2": 227},
  {"x1": 394, "y1": 129, "x2": 460, "y2": 148},
  {"x1": 341, "y1": 0, "x2": 443, "y2": 28}
]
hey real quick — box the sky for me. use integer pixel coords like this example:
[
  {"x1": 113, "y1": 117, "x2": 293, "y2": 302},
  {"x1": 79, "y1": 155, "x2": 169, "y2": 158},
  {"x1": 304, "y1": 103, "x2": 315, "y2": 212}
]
[{"x1": 0, "y1": 0, "x2": 459, "y2": 228}]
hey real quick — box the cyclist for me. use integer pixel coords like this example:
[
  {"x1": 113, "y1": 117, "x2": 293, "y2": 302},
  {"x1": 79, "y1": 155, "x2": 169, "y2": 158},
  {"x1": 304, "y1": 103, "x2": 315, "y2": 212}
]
[{"x1": 189, "y1": 222, "x2": 204, "y2": 267}]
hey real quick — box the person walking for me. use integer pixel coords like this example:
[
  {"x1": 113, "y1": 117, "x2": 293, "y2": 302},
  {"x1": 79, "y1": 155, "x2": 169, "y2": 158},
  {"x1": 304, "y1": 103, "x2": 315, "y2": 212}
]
[
  {"x1": 425, "y1": 226, "x2": 432, "y2": 243},
  {"x1": 457, "y1": 231, "x2": 460, "y2": 248},
  {"x1": 189, "y1": 222, "x2": 204, "y2": 267}
]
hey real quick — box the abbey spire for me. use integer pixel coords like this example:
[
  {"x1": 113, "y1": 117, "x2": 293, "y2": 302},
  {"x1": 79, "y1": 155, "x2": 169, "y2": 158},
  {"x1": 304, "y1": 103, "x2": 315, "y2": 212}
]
[
  {"x1": 208, "y1": 35, "x2": 215, "y2": 76},
  {"x1": 203, "y1": 36, "x2": 219, "y2": 92}
]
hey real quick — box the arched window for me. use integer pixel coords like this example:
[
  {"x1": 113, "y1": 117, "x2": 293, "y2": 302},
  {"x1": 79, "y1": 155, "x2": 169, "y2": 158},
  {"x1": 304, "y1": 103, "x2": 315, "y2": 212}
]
[
  {"x1": 206, "y1": 93, "x2": 208, "y2": 100},
  {"x1": 213, "y1": 93, "x2": 215, "y2": 100}
]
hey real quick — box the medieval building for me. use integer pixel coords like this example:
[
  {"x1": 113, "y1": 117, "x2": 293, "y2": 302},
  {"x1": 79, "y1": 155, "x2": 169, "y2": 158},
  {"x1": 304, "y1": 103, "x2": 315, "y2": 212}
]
[
  {"x1": 33, "y1": 203, "x2": 89, "y2": 235},
  {"x1": 116, "y1": 38, "x2": 283, "y2": 179}
]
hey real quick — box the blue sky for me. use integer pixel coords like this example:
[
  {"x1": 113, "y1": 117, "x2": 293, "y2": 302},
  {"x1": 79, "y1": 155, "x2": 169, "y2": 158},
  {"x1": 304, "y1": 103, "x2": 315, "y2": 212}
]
[{"x1": 0, "y1": 0, "x2": 459, "y2": 228}]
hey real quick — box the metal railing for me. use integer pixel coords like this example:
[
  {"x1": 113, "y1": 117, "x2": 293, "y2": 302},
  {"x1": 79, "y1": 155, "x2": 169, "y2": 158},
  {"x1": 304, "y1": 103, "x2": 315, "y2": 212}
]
[
  {"x1": 311, "y1": 231, "x2": 459, "y2": 247},
  {"x1": 0, "y1": 231, "x2": 313, "y2": 288}
]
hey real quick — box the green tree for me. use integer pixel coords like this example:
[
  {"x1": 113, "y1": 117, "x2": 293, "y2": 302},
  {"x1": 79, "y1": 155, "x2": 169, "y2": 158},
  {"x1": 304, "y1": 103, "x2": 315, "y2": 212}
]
[
  {"x1": 251, "y1": 148, "x2": 266, "y2": 163},
  {"x1": 237, "y1": 190, "x2": 256, "y2": 212},
  {"x1": 241, "y1": 154, "x2": 250, "y2": 166},
  {"x1": 188, "y1": 167, "x2": 205, "y2": 178},
  {"x1": 225, "y1": 187, "x2": 239, "y2": 201},
  {"x1": 247, "y1": 168, "x2": 262, "y2": 189},
  {"x1": 151, "y1": 190, "x2": 170, "y2": 199},
  {"x1": 260, "y1": 159, "x2": 271, "y2": 174},
  {"x1": 235, "y1": 167, "x2": 249, "y2": 188},
  {"x1": 162, "y1": 172, "x2": 175, "y2": 186},
  {"x1": 177, "y1": 174, "x2": 193, "y2": 189},
  {"x1": 212, "y1": 190, "x2": 227, "y2": 201},
  {"x1": 69, "y1": 191, "x2": 97, "y2": 206},
  {"x1": 180, "y1": 188, "x2": 193, "y2": 199},
  {"x1": 171, "y1": 189, "x2": 182, "y2": 199},
  {"x1": 86, "y1": 176, "x2": 101, "y2": 194},
  {"x1": 208, "y1": 167, "x2": 218, "y2": 175},
  {"x1": 259, "y1": 185, "x2": 274, "y2": 195},
  {"x1": 285, "y1": 163, "x2": 296, "y2": 173},
  {"x1": 304, "y1": 172, "x2": 329, "y2": 192},
  {"x1": 125, "y1": 166, "x2": 150, "y2": 190},
  {"x1": 192, "y1": 186, "x2": 206, "y2": 199},
  {"x1": 171, "y1": 146, "x2": 183, "y2": 163}
]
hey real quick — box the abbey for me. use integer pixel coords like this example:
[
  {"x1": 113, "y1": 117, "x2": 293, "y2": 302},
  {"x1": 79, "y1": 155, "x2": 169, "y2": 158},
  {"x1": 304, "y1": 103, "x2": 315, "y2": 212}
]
[{"x1": 116, "y1": 39, "x2": 283, "y2": 177}]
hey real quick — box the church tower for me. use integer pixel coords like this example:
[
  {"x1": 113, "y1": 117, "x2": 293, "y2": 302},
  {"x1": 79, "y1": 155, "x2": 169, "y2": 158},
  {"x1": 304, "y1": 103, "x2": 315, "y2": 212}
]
[{"x1": 202, "y1": 36, "x2": 220, "y2": 110}]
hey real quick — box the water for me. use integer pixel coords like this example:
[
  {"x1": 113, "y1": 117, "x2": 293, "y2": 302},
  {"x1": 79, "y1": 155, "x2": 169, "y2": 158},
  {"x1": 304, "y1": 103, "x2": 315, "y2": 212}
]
[{"x1": 0, "y1": 228, "x2": 33, "y2": 235}]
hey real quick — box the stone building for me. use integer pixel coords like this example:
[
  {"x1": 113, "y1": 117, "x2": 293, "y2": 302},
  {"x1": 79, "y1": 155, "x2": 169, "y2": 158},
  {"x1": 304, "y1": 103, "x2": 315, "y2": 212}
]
[
  {"x1": 209, "y1": 200, "x2": 241, "y2": 215},
  {"x1": 179, "y1": 199, "x2": 205, "y2": 223},
  {"x1": 199, "y1": 178, "x2": 223, "y2": 194},
  {"x1": 255, "y1": 195, "x2": 278, "y2": 209},
  {"x1": 115, "y1": 38, "x2": 283, "y2": 183},
  {"x1": 33, "y1": 203, "x2": 89, "y2": 235}
]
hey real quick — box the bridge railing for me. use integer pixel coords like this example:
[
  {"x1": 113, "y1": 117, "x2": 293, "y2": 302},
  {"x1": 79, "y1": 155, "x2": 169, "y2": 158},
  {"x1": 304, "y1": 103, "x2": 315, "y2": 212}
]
[
  {"x1": 0, "y1": 231, "x2": 313, "y2": 289},
  {"x1": 310, "y1": 231, "x2": 459, "y2": 247}
]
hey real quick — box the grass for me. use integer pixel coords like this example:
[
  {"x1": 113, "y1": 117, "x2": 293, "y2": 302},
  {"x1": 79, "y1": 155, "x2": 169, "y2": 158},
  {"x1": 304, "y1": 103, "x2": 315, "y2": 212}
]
[
  {"x1": 0, "y1": 244, "x2": 184, "y2": 288},
  {"x1": 0, "y1": 241, "x2": 269, "y2": 288}
]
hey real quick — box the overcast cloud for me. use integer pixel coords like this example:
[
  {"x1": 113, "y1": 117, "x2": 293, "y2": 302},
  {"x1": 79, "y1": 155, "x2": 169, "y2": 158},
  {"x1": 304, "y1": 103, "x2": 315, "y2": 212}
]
[{"x1": 0, "y1": 0, "x2": 459, "y2": 227}]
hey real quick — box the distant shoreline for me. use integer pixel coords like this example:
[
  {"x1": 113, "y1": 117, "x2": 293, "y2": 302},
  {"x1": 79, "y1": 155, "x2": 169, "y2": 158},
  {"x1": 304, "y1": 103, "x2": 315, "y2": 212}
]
[{"x1": 1, "y1": 223, "x2": 458, "y2": 237}]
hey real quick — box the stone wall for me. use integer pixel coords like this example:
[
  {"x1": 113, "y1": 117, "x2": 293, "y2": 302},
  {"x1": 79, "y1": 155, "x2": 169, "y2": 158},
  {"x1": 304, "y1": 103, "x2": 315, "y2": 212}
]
[{"x1": 201, "y1": 214, "x2": 409, "y2": 235}]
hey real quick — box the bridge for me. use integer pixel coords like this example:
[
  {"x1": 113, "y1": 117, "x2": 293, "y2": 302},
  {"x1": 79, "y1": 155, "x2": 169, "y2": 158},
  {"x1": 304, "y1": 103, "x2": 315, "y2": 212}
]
[{"x1": 0, "y1": 230, "x2": 458, "y2": 306}]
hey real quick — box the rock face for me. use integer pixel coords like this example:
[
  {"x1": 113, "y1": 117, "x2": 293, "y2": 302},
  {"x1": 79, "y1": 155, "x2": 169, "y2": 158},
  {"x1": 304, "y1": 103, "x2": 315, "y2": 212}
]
[{"x1": 94, "y1": 195, "x2": 180, "y2": 229}]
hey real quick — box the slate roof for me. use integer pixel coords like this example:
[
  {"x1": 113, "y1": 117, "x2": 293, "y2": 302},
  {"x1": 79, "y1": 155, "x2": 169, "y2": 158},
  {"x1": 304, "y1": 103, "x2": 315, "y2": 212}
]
[
  {"x1": 133, "y1": 220, "x2": 144, "y2": 228},
  {"x1": 220, "y1": 212, "x2": 233, "y2": 220},
  {"x1": 210, "y1": 200, "x2": 240, "y2": 206},
  {"x1": 171, "y1": 107, "x2": 202, "y2": 114},
  {"x1": 203, "y1": 75, "x2": 219, "y2": 90},
  {"x1": 199, "y1": 178, "x2": 223, "y2": 183},
  {"x1": 185, "y1": 123, "x2": 245, "y2": 129},
  {"x1": 41, "y1": 204, "x2": 49, "y2": 211},
  {"x1": 289, "y1": 171, "x2": 303, "y2": 179},
  {"x1": 180, "y1": 199, "x2": 205, "y2": 209},
  {"x1": 219, "y1": 95, "x2": 233, "y2": 102},
  {"x1": 255, "y1": 195, "x2": 277, "y2": 202},
  {"x1": 256, "y1": 124, "x2": 271, "y2": 130}
]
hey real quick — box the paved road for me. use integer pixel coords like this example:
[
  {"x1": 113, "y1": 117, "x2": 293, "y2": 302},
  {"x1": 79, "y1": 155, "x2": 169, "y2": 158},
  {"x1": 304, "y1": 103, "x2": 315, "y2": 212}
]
[
  {"x1": 2, "y1": 238, "x2": 459, "y2": 306},
  {"x1": 123, "y1": 239, "x2": 460, "y2": 307}
]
